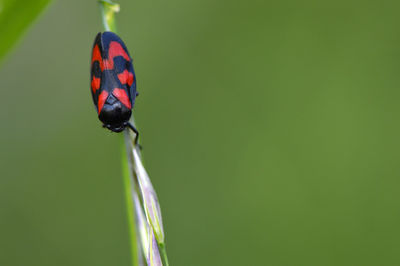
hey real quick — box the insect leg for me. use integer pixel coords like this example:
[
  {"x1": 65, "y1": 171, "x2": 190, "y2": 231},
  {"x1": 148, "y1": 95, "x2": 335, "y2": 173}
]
[{"x1": 127, "y1": 122, "x2": 140, "y2": 145}]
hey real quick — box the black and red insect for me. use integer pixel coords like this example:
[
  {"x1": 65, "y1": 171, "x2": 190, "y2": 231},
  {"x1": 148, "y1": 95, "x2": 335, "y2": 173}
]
[{"x1": 90, "y1": 31, "x2": 139, "y2": 142}]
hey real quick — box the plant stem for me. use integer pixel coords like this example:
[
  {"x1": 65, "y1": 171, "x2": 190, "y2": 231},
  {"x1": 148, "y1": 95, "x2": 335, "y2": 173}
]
[
  {"x1": 98, "y1": 1, "x2": 139, "y2": 266},
  {"x1": 122, "y1": 143, "x2": 139, "y2": 266},
  {"x1": 159, "y1": 244, "x2": 169, "y2": 266},
  {"x1": 99, "y1": 0, "x2": 119, "y2": 32}
]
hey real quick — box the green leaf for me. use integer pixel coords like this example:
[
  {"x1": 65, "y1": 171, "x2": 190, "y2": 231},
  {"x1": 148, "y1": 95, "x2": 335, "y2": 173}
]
[{"x1": 0, "y1": 0, "x2": 51, "y2": 62}]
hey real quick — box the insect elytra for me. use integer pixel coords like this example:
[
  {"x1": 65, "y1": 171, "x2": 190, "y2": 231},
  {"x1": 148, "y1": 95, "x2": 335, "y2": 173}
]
[{"x1": 90, "y1": 31, "x2": 139, "y2": 142}]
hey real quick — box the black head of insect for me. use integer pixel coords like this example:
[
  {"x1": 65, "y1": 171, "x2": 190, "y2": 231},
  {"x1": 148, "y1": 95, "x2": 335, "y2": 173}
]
[{"x1": 99, "y1": 91, "x2": 132, "y2": 132}]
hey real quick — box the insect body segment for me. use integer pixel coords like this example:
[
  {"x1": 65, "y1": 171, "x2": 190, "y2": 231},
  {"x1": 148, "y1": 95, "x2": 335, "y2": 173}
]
[{"x1": 90, "y1": 31, "x2": 138, "y2": 138}]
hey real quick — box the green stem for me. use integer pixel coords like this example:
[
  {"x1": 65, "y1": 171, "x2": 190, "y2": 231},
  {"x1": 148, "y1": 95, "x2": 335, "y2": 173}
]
[
  {"x1": 98, "y1": 1, "x2": 138, "y2": 266},
  {"x1": 99, "y1": 0, "x2": 119, "y2": 32},
  {"x1": 121, "y1": 143, "x2": 139, "y2": 266},
  {"x1": 159, "y1": 244, "x2": 169, "y2": 266}
]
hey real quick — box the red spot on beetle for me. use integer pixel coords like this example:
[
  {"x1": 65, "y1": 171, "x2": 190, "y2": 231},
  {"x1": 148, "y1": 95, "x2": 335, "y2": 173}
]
[
  {"x1": 112, "y1": 88, "x2": 131, "y2": 109},
  {"x1": 92, "y1": 45, "x2": 102, "y2": 66},
  {"x1": 108, "y1": 41, "x2": 130, "y2": 62},
  {"x1": 97, "y1": 91, "x2": 109, "y2": 114},
  {"x1": 102, "y1": 59, "x2": 113, "y2": 70},
  {"x1": 92, "y1": 41, "x2": 131, "y2": 71},
  {"x1": 91, "y1": 77, "x2": 101, "y2": 93},
  {"x1": 118, "y1": 70, "x2": 134, "y2": 86}
]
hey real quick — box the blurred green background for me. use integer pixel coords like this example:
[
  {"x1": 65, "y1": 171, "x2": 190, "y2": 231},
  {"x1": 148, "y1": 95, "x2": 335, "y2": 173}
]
[{"x1": 1, "y1": 0, "x2": 400, "y2": 265}]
